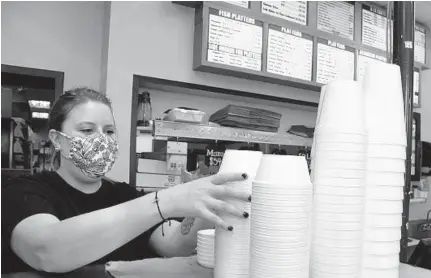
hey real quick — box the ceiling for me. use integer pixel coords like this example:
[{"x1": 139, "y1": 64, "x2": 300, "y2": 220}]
[{"x1": 415, "y1": 1, "x2": 431, "y2": 29}]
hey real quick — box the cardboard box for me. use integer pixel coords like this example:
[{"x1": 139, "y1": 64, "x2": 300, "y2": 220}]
[
  {"x1": 137, "y1": 158, "x2": 167, "y2": 174},
  {"x1": 136, "y1": 173, "x2": 181, "y2": 188},
  {"x1": 136, "y1": 134, "x2": 153, "y2": 153},
  {"x1": 167, "y1": 141, "x2": 188, "y2": 154},
  {"x1": 166, "y1": 154, "x2": 187, "y2": 175}
]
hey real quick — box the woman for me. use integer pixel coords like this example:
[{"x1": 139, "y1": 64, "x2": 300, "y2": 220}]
[{"x1": 1, "y1": 87, "x2": 250, "y2": 274}]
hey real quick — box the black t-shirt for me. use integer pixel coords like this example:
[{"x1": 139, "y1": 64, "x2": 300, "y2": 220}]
[{"x1": 1, "y1": 171, "x2": 159, "y2": 274}]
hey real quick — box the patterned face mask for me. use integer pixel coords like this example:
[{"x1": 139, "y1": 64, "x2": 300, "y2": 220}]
[{"x1": 57, "y1": 131, "x2": 119, "y2": 179}]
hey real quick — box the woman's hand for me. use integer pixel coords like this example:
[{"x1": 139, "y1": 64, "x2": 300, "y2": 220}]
[{"x1": 158, "y1": 172, "x2": 250, "y2": 231}]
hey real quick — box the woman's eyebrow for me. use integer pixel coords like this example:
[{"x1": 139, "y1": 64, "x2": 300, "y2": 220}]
[{"x1": 76, "y1": 121, "x2": 95, "y2": 126}]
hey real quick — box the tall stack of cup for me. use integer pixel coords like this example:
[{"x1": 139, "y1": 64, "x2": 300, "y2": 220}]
[
  {"x1": 362, "y1": 64, "x2": 406, "y2": 278},
  {"x1": 310, "y1": 85, "x2": 327, "y2": 181},
  {"x1": 250, "y1": 155, "x2": 313, "y2": 278},
  {"x1": 311, "y1": 80, "x2": 367, "y2": 278},
  {"x1": 214, "y1": 150, "x2": 263, "y2": 278}
]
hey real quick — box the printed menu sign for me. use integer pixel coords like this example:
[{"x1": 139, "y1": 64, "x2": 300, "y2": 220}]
[
  {"x1": 267, "y1": 24, "x2": 313, "y2": 81},
  {"x1": 317, "y1": 1, "x2": 355, "y2": 40},
  {"x1": 207, "y1": 8, "x2": 263, "y2": 71},
  {"x1": 223, "y1": 1, "x2": 249, "y2": 9},
  {"x1": 316, "y1": 39, "x2": 355, "y2": 84},
  {"x1": 415, "y1": 25, "x2": 426, "y2": 64},
  {"x1": 357, "y1": 50, "x2": 387, "y2": 82},
  {"x1": 362, "y1": 4, "x2": 389, "y2": 51},
  {"x1": 414, "y1": 70, "x2": 420, "y2": 106},
  {"x1": 262, "y1": 1, "x2": 307, "y2": 26}
]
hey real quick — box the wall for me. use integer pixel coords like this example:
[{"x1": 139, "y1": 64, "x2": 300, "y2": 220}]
[
  {"x1": 105, "y1": 2, "x2": 319, "y2": 182},
  {"x1": 1, "y1": 1, "x2": 107, "y2": 91},
  {"x1": 99, "y1": 2, "x2": 111, "y2": 93}
]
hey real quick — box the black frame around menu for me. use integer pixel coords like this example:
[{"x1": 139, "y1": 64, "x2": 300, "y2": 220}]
[{"x1": 191, "y1": 1, "x2": 429, "y2": 95}]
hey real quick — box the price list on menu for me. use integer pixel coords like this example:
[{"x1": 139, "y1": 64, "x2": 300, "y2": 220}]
[
  {"x1": 415, "y1": 25, "x2": 426, "y2": 64},
  {"x1": 223, "y1": 1, "x2": 249, "y2": 9},
  {"x1": 357, "y1": 50, "x2": 387, "y2": 82},
  {"x1": 317, "y1": 1, "x2": 355, "y2": 40},
  {"x1": 362, "y1": 4, "x2": 388, "y2": 51},
  {"x1": 267, "y1": 25, "x2": 313, "y2": 81},
  {"x1": 316, "y1": 39, "x2": 355, "y2": 84},
  {"x1": 207, "y1": 8, "x2": 263, "y2": 71},
  {"x1": 261, "y1": 1, "x2": 307, "y2": 26}
]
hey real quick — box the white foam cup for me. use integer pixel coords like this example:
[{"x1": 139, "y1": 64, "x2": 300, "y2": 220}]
[
  {"x1": 254, "y1": 155, "x2": 311, "y2": 185},
  {"x1": 367, "y1": 158, "x2": 405, "y2": 172},
  {"x1": 363, "y1": 254, "x2": 400, "y2": 269},
  {"x1": 366, "y1": 171, "x2": 405, "y2": 186},
  {"x1": 364, "y1": 227, "x2": 401, "y2": 241},
  {"x1": 365, "y1": 213, "x2": 402, "y2": 227},
  {"x1": 366, "y1": 185, "x2": 404, "y2": 200},
  {"x1": 363, "y1": 240, "x2": 401, "y2": 255},
  {"x1": 218, "y1": 150, "x2": 263, "y2": 179}
]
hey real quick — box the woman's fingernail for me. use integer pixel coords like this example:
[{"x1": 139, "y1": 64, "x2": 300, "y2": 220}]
[
  {"x1": 242, "y1": 173, "x2": 248, "y2": 179},
  {"x1": 243, "y1": 212, "x2": 249, "y2": 218},
  {"x1": 248, "y1": 195, "x2": 252, "y2": 202},
  {"x1": 228, "y1": 226, "x2": 234, "y2": 231}
]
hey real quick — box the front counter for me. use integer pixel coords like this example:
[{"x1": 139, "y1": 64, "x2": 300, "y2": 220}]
[{"x1": 400, "y1": 263, "x2": 431, "y2": 277}]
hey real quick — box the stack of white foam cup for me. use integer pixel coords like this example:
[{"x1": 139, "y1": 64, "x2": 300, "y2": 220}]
[
  {"x1": 311, "y1": 80, "x2": 367, "y2": 278},
  {"x1": 310, "y1": 85, "x2": 327, "y2": 181},
  {"x1": 197, "y1": 229, "x2": 215, "y2": 268},
  {"x1": 214, "y1": 150, "x2": 263, "y2": 278},
  {"x1": 361, "y1": 63, "x2": 406, "y2": 278},
  {"x1": 250, "y1": 155, "x2": 313, "y2": 278}
]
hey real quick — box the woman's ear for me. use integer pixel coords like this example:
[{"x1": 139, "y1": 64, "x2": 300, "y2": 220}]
[{"x1": 48, "y1": 129, "x2": 61, "y2": 150}]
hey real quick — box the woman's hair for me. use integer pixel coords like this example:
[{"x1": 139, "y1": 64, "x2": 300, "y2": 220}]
[{"x1": 49, "y1": 87, "x2": 113, "y2": 170}]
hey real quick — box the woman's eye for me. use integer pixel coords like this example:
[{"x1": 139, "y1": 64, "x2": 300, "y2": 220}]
[
  {"x1": 106, "y1": 130, "x2": 115, "y2": 135},
  {"x1": 81, "y1": 129, "x2": 93, "y2": 134}
]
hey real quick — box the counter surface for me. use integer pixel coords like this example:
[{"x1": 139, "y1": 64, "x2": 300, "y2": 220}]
[{"x1": 2, "y1": 257, "x2": 430, "y2": 278}]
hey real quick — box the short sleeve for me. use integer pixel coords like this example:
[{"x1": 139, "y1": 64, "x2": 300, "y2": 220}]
[{"x1": 1, "y1": 179, "x2": 57, "y2": 245}]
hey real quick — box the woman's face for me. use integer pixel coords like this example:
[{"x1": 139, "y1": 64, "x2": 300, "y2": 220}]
[{"x1": 50, "y1": 101, "x2": 117, "y2": 182}]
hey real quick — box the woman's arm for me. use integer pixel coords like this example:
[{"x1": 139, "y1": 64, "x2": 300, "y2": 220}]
[
  {"x1": 12, "y1": 172, "x2": 248, "y2": 273},
  {"x1": 11, "y1": 191, "x2": 169, "y2": 273},
  {"x1": 149, "y1": 217, "x2": 214, "y2": 257}
]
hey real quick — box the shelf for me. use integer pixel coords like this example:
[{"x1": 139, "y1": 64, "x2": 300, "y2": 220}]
[{"x1": 153, "y1": 120, "x2": 312, "y2": 146}]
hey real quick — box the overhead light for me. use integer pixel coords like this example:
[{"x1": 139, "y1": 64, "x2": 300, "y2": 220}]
[
  {"x1": 32, "y1": 112, "x2": 49, "y2": 119},
  {"x1": 28, "y1": 100, "x2": 51, "y2": 109}
]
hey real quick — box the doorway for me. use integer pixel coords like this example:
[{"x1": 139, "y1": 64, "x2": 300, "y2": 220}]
[{"x1": 1, "y1": 64, "x2": 64, "y2": 181}]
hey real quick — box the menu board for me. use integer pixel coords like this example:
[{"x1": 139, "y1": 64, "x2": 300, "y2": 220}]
[
  {"x1": 414, "y1": 70, "x2": 420, "y2": 106},
  {"x1": 357, "y1": 50, "x2": 387, "y2": 82},
  {"x1": 362, "y1": 4, "x2": 389, "y2": 51},
  {"x1": 316, "y1": 39, "x2": 355, "y2": 84},
  {"x1": 267, "y1": 25, "x2": 313, "y2": 81},
  {"x1": 223, "y1": 1, "x2": 249, "y2": 9},
  {"x1": 415, "y1": 25, "x2": 426, "y2": 64},
  {"x1": 261, "y1": 1, "x2": 307, "y2": 26},
  {"x1": 207, "y1": 8, "x2": 263, "y2": 71},
  {"x1": 317, "y1": 1, "x2": 355, "y2": 40}
]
